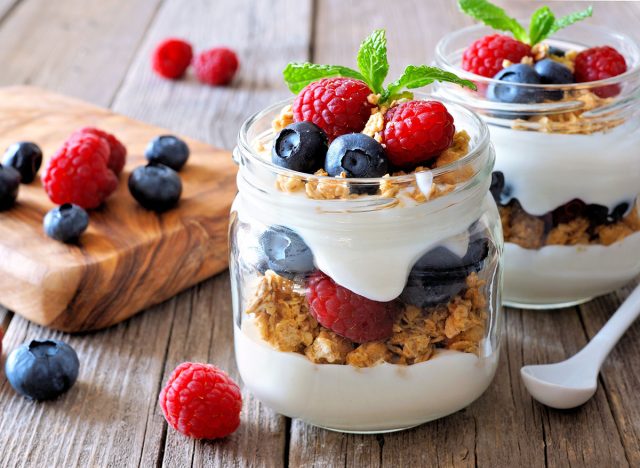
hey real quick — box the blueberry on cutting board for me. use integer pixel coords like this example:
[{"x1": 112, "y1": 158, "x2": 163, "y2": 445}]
[
  {"x1": 2, "y1": 142, "x2": 43, "y2": 184},
  {"x1": 128, "y1": 163, "x2": 182, "y2": 212},
  {"x1": 43, "y1": 204, "x2": 89, "y2": 243},
  {"x1": 145, "y1": 135, "x2": 190, "y2": 171},
  {"x1": 258, "y1": 225, "x2": 315, "y2": 279},
  {"x1": 272, "y1": 122, "x2": 327, "y2": 173},
  {"x1": 0, "y1": 163, "x2": 20, "y2": 210},
  {"x1": 5, "y1": 339, "x2": 80, "y2": 401}
]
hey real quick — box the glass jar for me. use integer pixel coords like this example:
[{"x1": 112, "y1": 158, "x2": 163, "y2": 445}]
[
  {"x1": 230, "y1": 96, "x2": 502, "y2": 433},
  {"x1": 434, "y1": 23, "x2": 640, "y2": 309}
]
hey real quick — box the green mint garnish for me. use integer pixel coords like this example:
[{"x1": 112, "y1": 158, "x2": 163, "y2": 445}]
[
  {"x1": 458, "y1": 0, "x2": 592, "y2": 46},
  {"x1": 283, "y1": 29, "x2": 476, "y2": 105}
]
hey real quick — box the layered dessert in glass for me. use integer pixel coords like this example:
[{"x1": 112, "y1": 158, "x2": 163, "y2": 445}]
[{"x1": 434, "y1": 2, "x2": 640, "y2": 308}]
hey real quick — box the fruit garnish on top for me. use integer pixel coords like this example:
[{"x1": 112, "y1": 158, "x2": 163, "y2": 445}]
[
  {"x1": 275, "y1": 30, "x2": 476, "y2": 173},
  {"x1": 458, "y1": 0, "x2": 627, "y2": 100}
]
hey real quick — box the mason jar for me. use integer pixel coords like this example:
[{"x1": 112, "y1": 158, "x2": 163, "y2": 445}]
[
  {"x1": 434, "y1": 23, "x2": 640, "y2": 309},
  {"x1": 229, "y1": 96, "x2": 502, "y2": 433}
]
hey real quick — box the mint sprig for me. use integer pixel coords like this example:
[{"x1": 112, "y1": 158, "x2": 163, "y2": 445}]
[
  {"x1": 283, "y1": 29, "x2": 476, "y2": 105},
  {"x1": 458, "y1": 0, "x2": 592, "y2": 46}
]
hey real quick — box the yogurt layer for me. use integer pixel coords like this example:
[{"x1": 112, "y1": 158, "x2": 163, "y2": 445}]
[
  {"x1": 235, "y1": 319, "x2": 498, "y2": 432},
  {"x1": 491, "y1": 119, "x2": 640, "y2": 216},
  {"x1": 503, "y1": 230, "x2": 640, "y2": 306}
]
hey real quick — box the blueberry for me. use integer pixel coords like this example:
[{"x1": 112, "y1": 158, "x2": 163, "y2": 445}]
[
  {"x1": 534, "y1": 59, "x2": 573, "y2": 100},
  {"x1": 2, "y1": 142, "x2": 43, "y2": 184},
  {"x1": 548, "y1": 46, "x2": 566, "y2": 57},
  {"x1": 489, "y1": 171, "x2": 505, "y2": 202},
  {"x1": 325, "y1": 133, "x2": 388, "y2": 178},
  {"x1": 0, "y1": 163, "x2": 20, "y2": 211},
  {"x1": 128, "y1": 163, "x2": 182, "y2": 212},
  {"x1": 271, "y1": 122, "x2": 327, "y2": 174},
  {"x1": 145, "y1": 135, "x2": 190, "y2": 171},
  {"x1": 462, "y1": 237, "x2": 490, "y2": 273},
  {"x1": 400, "y1": 247, "x2": 468, "y2": 308},
  {"x1": 5, "y1": 339, "x2": 80, "y2": 401},
  {"x1": 487, "y1": 64, "x2": 543, "y2": 104},
  {"x1": 258, "y1": 225, "x2": 314, "y2": 279},
  {"x1": 43, "y1": 204, "x2": 89, "y2": 243},
  {"x1": 610, "y1": 202, "x2": 631, "y2": 222}
]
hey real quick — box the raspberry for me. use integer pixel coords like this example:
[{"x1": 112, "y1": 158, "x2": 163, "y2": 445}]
[
  {"x1": 152, "y1": 38, "x2": 193, "y2": 79},
  {"x1": 462, "y1": 34, "x2": 531, "y2": 78},
  {"x1": 293, "y1": 77, "x2": 374, "y2": 140},
  {"x1": 42, "y1": 134, "x2": 118, "y2": 209},
  {"x1": 382, "y1": 100, "x2": 455, "y2": 168},
  {"x1": 306, "y1": 271, "x2": 398, "y2": 343},
  {"x1": 159, "y1": 362, "x2": 242, "y2": 440},
  {"x1": 72, "y1": 127, "x2": 127, "y2": 175},
  {"x1": 194, "y1": 47, "x2": 239, "y2": 86},
  {"x1": 574, "y1": 46, "x2": 627, "y2": 98}
]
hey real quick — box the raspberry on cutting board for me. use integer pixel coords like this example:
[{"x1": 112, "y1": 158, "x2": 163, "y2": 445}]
[
  {"x1": 159, "y1": 362, "x2": 242, "y2": 440},
  {"x1": 71, "y1": 127, "x2": 127, "y2": 175}
]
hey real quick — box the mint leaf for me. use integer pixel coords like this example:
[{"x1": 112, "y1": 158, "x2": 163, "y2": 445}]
[
  {"x1": 458, "y1": 0, "x2": 528, "y2": 43},
  {"x1": 528, "y1": 6, "x2": 555, "y2": 45},
  {"x1": 550, "y1": 6, "x2": 593, "y2": 34},
  {"x1": 283, "y1": 63, "x2": 364, "y2": 93},
  {"x1": 356, "y1": 29, "x2": 389, "y2": 95},
  {"x1": 383, "y1": 65, "x2": 476, "y2": 100}
]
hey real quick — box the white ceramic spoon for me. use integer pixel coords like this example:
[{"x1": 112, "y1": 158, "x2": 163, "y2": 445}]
[{"x1": 521, "y1": 285, "x2": 640, "y2": 409}]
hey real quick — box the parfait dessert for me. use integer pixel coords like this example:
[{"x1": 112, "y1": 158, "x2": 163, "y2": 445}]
[
  {"x1": 435, "y1": 0, "x2": 640, "y2": 308},
  {"x1": 230, "y1": 31, "x2": 503, "y2": 432}
]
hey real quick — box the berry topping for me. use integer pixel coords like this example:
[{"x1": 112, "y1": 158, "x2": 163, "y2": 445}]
[
  {"x1": 152, "y1": 38, "x2": 193, "y2": 79},
  {"x1": 271, "y1": 122, "x2": 327, "y2": 173},
  {"x1": 307, "y1": 271, "x2": 399, "y2": 343},
  {"x1": 159, "y1": 362, "x2": 242, "y2": 440},
  {"x1": 534, "y1": 58, "x2": 573, "y2": 85},
  {"x1": 292, "y1": 78, "x2": 374, "y2": 141},
  {"x1": 487, "y1": 64, "x2": 542, "y2": 104},
  {"x1": 574, "y1": 46, "x2": 627, "y2": 97},
  {"x1": 0, "y1": 163, "x2": 21, "y2": 210},
  {"x1": 462, "y1": 34, "x2": 532, "y2": 78},
  {"x1": 383, "y1": 100, "x2": 455, "y2": 168},
  {"x1": 258, "y1": 225, "x2": 314, "y2": 279},
  {"x1": 548, "y1": 46, "x2": 566, "y2": 57},
  {"x1": 194, "y1": 47, "x2": 239, "y2": 86},
  {"x1": 72, "y1": 127, "x2": 127, "y2": 175},
  {"x1": 42, "y1": 134, "x2": 118, "y2": 209},
  {"x1": 5, "y1": 339, "x2": 80, "y2": 401},
  {"x1": 144, "y1": 135, "x2": 190, "y2": 171},
  {"x1": 2, "y1": 142, "x2": 42, "y2": 184},
  {"x1": 43, "y1": 203, "x2": 89, "y2": 243},
  {"x1": 128, "y1": 163, "x2": 182, "y2": 212},
  {"x1": 325, "y1": 133, "x2": 387, "y2": 178}
]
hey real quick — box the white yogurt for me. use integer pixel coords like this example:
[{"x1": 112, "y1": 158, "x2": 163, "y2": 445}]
[
  {"x1": 235, "y1": 319, "x2": 498, "y2": 432},
  {"x1": 491, "y1": 120, "x2": 640, "y2": 216}
]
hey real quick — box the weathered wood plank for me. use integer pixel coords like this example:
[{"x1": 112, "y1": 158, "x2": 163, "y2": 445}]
[
  {"x1": 0, "y1": 0, "x2": 19, "y2": 24},
  {"x1": 0, "y1": 0, "x2": 163, "y2": 106}
]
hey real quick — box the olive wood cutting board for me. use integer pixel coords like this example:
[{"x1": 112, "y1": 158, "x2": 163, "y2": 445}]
[{"x1": 0, "y1": 86, "x2": 237, "y2": 332}]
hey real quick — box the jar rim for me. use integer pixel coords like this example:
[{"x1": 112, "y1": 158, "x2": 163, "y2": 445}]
[
  {"x1": 236, "y1": 93, "x2": 492, "y2": 185},
  {"x1": 434, "y1": 22, "x2": 640, "y2": 91}
]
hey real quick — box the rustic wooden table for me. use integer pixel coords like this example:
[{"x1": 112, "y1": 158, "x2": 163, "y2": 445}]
[{"x1": 0, "y1": 1, "x2": 639, "y2": 466}]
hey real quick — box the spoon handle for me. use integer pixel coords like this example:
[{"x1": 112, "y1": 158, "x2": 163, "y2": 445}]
[{"x1": 577, "y1": 285, "x2": 640, "y2": 368}]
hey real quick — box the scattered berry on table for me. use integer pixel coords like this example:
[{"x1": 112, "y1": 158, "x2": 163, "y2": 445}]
[
  {"x1": 128, "y1": 163, "x2": 182, "y2": 212},
  {"x1": 194, "y1": 47, "x2": 239, "y2": 86},
  {"x1": 258, "y1": 225, "x2": 315, "y2": 279},
  {"x1": 533, "y1": 59, "x2": 574, "y2": 100},
  {"x1": 159, "y1": 362, "x2": 242, "y2": 440},
  {"x1": 43, "y1": 204, "x2": 89, "y2": 243},
  {"x1": 0, "y1": 163, "x2": 21, "y2": 210},
  {"x1": 292, "y1": 78, "x2": 374, "y2": 141},
  {"x1": 462, "y1": 34, "x2": 531, "y2": 78},
  {"x1": 307, "y1": 271, "x2": 399, "y2": 343},
  {"x1": 2, "y1": 142, "x2": 42, "y2": 184},
  {"x1": 574, "y1": 46, "x2": 627, "y2": 98},
  {"x1": 144, "y1": 135, "x2": 190, "y2": 171},
  {"x1": 383, "y1": 100, "x2": 455, "y2": 169},
  {"x1": 272, "y1": 122, "x2": 327, "y2": 174},
  {"x1": 325, "y1": 133, "x2": 388, "y2": 178},
  {"x1": 152, "y1": 38, "x2": 193, "y2": 79},
  {"x1": 5, "y1": 339, "x2": 80, "y2": 401},
  {"x1": 487, "y1": 64, "x2": 543, "y2": 104},
  {"x1": 42, "y1": 134, "x2": 118, "y2": 209},
  {"x1": 72, "y1": 127, "x2": 127, "y2": 175}
]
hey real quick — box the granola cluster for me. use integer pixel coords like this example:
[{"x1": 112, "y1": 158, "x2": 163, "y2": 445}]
[
  {"x1": 500, "y1": 200, "x2": 640, "y2": 248},
  {"x1": 245, "y1": 270, "x2": 488, "y2": 368}
]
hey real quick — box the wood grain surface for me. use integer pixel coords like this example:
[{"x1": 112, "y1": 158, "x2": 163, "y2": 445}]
[
  {"x1": 0, "y1": 1, "x2": 639, "y2": 467},
  {"x1": 0, "y1": 86, "x2": 237, "y2": 331}
]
